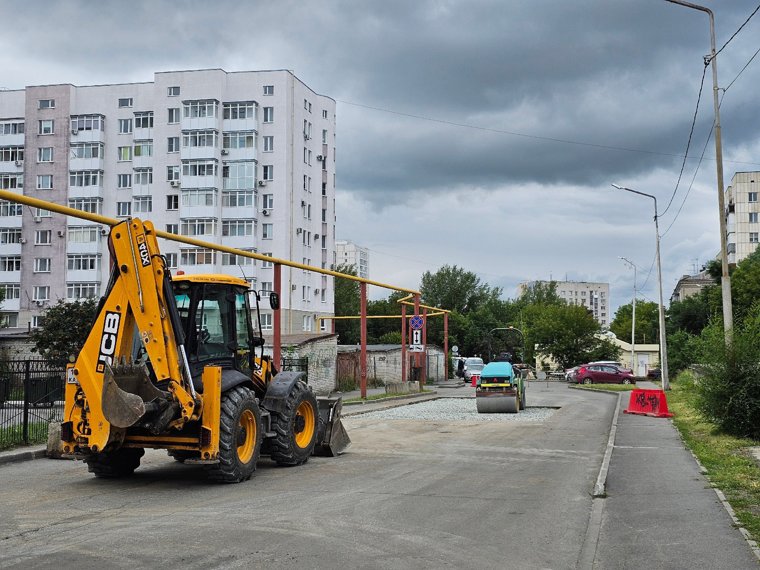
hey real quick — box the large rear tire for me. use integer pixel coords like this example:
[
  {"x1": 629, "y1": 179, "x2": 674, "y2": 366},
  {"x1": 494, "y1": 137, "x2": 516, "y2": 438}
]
[
  {"x1": 206, "y1": 386, "x2": 262, "y2": 483},
  {"x1": 269, "y1": 381, "x2": 318, "y2": 466},
  {"x1": 85, "y1": 448, "x2": 144, "y2": 478}
]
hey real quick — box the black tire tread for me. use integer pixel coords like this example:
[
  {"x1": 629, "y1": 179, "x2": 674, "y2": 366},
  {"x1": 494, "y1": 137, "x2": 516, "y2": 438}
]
[
  {"x1": 205, "y1": 386, "x2": 262, "y2": 483},
  {"x1": 85, "y1": 448, "x2": 144, "y2": 478},
  {"x1": 269, "y1": 381, "x2": 318, "y2": 466}
]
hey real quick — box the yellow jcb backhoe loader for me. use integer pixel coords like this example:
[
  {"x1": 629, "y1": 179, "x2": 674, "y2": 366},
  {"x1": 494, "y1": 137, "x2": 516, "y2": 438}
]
[{"x1": 60, "y1": 217, "x2": 349, "y2": 482}]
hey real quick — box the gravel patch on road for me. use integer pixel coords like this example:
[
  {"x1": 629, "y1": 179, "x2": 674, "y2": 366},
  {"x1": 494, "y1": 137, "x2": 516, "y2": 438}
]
[{"x1": 355, "y1": 398, "x2": 556, "y2": 422}]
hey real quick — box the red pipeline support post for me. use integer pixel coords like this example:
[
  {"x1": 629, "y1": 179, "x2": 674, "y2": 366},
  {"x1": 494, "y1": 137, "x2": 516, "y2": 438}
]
[
  {"x1": 360, "y1": 282, "x2": 367, "y2": 399},
  {"x1": 401, "y1": 304, "x2": 407, "y2": 383},
  {"x1": 444, "y1": 312, "x2": 449, "y2": 381},
  {"x1": 273, "y1": 263, "x2": 282, "y2": 371},
  {"x1": 414, "y1": 294, "x2": 421, "y2": 383},
  {"x1": 421, "y1": 308, "x2": 427, "y2": 386},
  {"x1": 331, "y1": 317, "x2": 335, "y2": 334}
]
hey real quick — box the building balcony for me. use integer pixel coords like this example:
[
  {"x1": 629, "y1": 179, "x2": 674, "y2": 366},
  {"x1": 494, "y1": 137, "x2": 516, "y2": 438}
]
[
  {"x1": 1, "y1": 297, "x2": 19, "y2": 311},
  {"x1": 69, "y1": 157, "x2": 105, "y2": 171},
  {"x1": 68, "y1": 186, "x2": 103, "y2": 199},
  {"x1": 220, "y1": 234, "x2": 256, "y2": 250},
  {"x1": 221, "y1": 205, "x2": 255, "y2": 219},
  {"x1": 181, "y1": 117, "x2": 219, "y2": 131},
  {"x1": 0, "y1": 133, "x2": 24, "y2": 146},
  {"x1": 182, "y1": 174, "x2": 218, "y2": 188},
  {"x1": 220, "y1": 147, "x2": 256, "y2": 162},
  {"x1": 0, "y1": 159, "x2": 24, "y2": 172},
  {"x1": 67, "y1": 268, "x2": 102, "y2": 282},
  {"x1": 181, "y1": 146, "x2": 218, "y2": 161},
  {"x1": 0, "y1": 270, "x2": 21, "y2": 282},
  {"x1": 70, "y1": 129, "x2": 104, "y2": 143},
  {"x1": 179, "y1": 204, "x2": 218, "y2": 219},
  {"x1": 222, "y1": 118, "x2": 257, "y2": 132},
  {"x1": 0, "y1": 216, "x2": 22, "y2": 228}
]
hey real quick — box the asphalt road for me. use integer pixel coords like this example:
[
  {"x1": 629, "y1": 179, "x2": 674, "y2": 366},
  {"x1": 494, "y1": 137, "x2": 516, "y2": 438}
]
[{"x1": 0, "y1": 383, "x2": 618, "y2": 569}]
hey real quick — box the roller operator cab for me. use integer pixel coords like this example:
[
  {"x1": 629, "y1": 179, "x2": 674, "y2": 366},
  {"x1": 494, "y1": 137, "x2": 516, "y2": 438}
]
[
  {"x1": 59, "y1": 218, "x2": 348, "y2": 483},
  {"x1": 475, "y1": 361, "x2": 526, "y2": 414}
]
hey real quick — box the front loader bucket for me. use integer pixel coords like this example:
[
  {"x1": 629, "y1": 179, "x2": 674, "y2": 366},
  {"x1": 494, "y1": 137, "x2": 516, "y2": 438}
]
[
  {"x1": 101, "y1": 362, "x2": 168, "y2": 428},
  {"x1": 313, "y1": 396, "x2": 351, "y2": 457}
]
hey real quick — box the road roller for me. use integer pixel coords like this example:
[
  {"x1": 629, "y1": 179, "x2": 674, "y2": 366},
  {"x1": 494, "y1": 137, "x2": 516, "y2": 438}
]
[{"x1": 476, "y1": 361, "x2": 525, "y2": 414}]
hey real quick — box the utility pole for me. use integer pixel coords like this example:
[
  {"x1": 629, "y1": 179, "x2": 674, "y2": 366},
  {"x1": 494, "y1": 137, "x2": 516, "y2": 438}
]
[
  {"x1": 620, "y1": 257, "x2": 637, "y2": 374},
  {"x1": 666, "y1": 0, "x2": 733, "y2": 344}
]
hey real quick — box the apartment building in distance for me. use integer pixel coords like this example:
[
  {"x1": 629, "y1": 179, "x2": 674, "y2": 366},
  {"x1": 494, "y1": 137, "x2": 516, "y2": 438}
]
[
  {"x1": 518, "y1": 280, "x2": 611, "y2": 327},
  {"x1": 0, "y1": 69, "x2": 336, "y2": 333},
  {"x1": 335, "y1": 239, "x2": 369, "y2": 279},
  {"x1": 725, "y1": 171, "x2": 760, "y2": 266}
]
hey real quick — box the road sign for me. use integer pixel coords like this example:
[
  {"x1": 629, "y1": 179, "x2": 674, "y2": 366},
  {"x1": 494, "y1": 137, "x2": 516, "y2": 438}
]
[
  {"x1": 409, "y1": 344, "x2": 425, "y2": 352},
  {"x1": 410, "y1": 328, "x2": 424, "y2": 352},
  {"x1": 410, "y1": 315, "x2": 424, "y2": 330}
]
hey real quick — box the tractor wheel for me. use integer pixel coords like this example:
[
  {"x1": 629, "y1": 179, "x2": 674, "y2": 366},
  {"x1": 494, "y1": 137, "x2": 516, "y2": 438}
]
[
  {"x1": 85, "y1": 448, "x2": 144, "y2": 478},
  {"x1": 269, "y1": 381, "x2": 318, "y2": 466},
  {"x1": 206, "y1": 386, "x2": 262, "y2": 483}
]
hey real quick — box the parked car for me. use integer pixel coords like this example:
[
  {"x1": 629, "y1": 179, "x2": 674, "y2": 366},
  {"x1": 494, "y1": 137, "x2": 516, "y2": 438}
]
[
  {"x1": 575, "y1": 364, "x2": 635, "y2": 385},
  {"x1": 462, "y1": 357, "x2": 485, "y2": 383},
  {"x1": 647, "y1": 368, "x2": 662, "y2": 379},
  {"x1": 565, "y1": 366, "x2": 580, "y2": 382}
]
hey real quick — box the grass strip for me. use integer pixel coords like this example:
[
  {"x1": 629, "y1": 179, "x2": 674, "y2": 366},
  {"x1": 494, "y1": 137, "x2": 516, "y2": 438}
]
[{"x1": 667, "y1": 373, "x2": 760, "y2": 544}]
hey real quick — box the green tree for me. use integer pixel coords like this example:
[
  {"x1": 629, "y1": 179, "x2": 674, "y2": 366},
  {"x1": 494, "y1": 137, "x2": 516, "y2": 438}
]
[
  {"x1": 730, "y1": 248, "x2": 760, "y2": 324},
  {"x1": 420, "y1": 265, "x2": 501, "y2": 314},
  {"x1": 530, "y1": 304, "x2": 619, "y2": 369},
  {"x1": 334, "y1": 263, "x2": 360, "y2": 344},
  {"x1": 667, "y1": 292, "x2": 713, "y2": 336},
  {"x1": 610, "y1": 301, "x2": 660, "y2": 344},
  {"x1": 516, "y1": 281, "x2": 563, "y2": 307},
  {"x1": 30, "y1": 298, "x2": 99, "y2": 365}
]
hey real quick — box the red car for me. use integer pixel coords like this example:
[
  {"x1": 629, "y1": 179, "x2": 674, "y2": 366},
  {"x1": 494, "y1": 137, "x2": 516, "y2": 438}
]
[{"x1": 575, "y1": 364, "x2": 635, "y2": 385}]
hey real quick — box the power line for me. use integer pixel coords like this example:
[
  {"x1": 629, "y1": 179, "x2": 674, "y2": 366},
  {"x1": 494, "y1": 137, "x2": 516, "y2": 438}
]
[
  {"x1": 712, "y1": 3, "x2": 760, "y2": 61},
  {"x1": 661, "y1": 64, "x2": 708, "y2": 217},
  {"x1": 337, "y1": 99, "x2": 760, "y2": 167},
  {"x1": 723, "y1": 44, "x2": 760, "y2": 93}
]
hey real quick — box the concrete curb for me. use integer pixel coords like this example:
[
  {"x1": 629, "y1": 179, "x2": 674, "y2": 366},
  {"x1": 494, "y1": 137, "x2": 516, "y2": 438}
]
[
  {"x1": 0, "y1": 446, "x2": 47, "y2": 467},
  {"x1": 593, "y1": 392, "x2": 622, "y2": 498},
  {"x1": 342, "y1": 392, "x2": 441, "y2": 417}
]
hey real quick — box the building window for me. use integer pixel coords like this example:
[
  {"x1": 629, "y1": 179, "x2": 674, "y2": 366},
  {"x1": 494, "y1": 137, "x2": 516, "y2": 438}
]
[
  {"x1": 35, "y1": 230, "x2": 52, "y2": 245},
  {"x1": 262, "y1": 194, "x2": 274, "y2": 209},
  {"x1": 71, "y1": 143, "x2": 103, "y2": 159},
  {"x1": 69, "y1": 198, "x2": 102, "y2": 214},
  {"x1": 118, "y1": 146, "x2": 132, "y2": 161},
  {"x1": 182, "y1": 160, "x2": 218, "y2": 177},
  {"x1": 117, "y1": 174, "x2": 132, "y2": 189},
  {"x1": 262, "y1": 223, "x2": 273, "y2": 239},
  {"x1": 168, "y1": 137, "x2": 180, "y2": 152},
  {"x1": 0, "y1": 228, "x2": 21, "y2": 244},
  {"x1": 0, "y1": 201, "x2": 22, "y2": 217},
  {"x1": 263, "y1": 107, "x2": 274, "y2": 123},
  {"x1": 118, "y1": 118, "x2": 133, "y2": 134},
  {"x1": 70, "y1": 171, "x2": 102, "y2": 187},
  {"x1": 71, "y1": 115, "x2": 104, "y2": 132},
  {"x1": 0, "y1": 121, "x2": 24, "y2": 135},
  {"x1": 167, "y1": 86, "x2": 180, "y2": 97},
  {"x1": 181, "y1": 188, "x2": 216, "y2": 207},
  {"x1": 222, "y1": 161, "x2": 254, "y2": 189},
  {"x1": 37, "y1": 147, "x2": 53, "y2": 162},
  {"x1": 36, "y1": 175, "x2": 53, "y2": 189},
  {"x1": 133, "y1": 196, "x2": 153, "y2": 213},
  {"x1": 262, "y1": 165, "x2": 274, "y2": 181},
  {"x1": 261, "y1": 253, "x2": 273, "y2": 268},
  {"x1": 68, "y1": 227, "x2": 98, "y2": 243},
  {"x1": 133, "y1": 168, "x2": 153, "y2": 185},
  {"x1": 260, "y1": 313, "x2": 272, "y2": 330},
  {"x1": 0, "y1": 146, "x2": 25, "y2": 162},
  {"x1": 183, "y1": 130, "x2": 218, "y2": 148},
  {"x1": 166, "y1": 194, "x2": 179, "y2": 210},
  {"x1": 168, "y1": 108, "x2": 180, "y2": 124},
  {"x1": 165, "y1": 252, "x2": 178, "y2": 268},
  {"x1": 0, "y1": 256, "x2": 21, "y2": 271},
  {"x1": 322, "y1": 109, "x2": 328, "y2": 119},
  {"x1": 302, "y1": 286, "x2": 310, "y2": 302},
  {"x1": 0, "y1": 285, "x2": 20, "y2": 302},
  {"x1": 263, "y1": 85, "x2": 274, "y2": 96},
  {"x1": 261, "y1": 282, "x2": 273, "y2": 293},
  {"x1": 38, "y1": 120, "x2": 54, "y2": 135},
  {"x1": 67, "y1": 283, "x2": 99, "y2": 299},
  {"x1": 263, "y1": 136, "x2": 274, "y2": 152},
  {"x1": 167, "y1": 165, "x2": 180, "y2": 181},
  {"x1": 38, "y1": 99, "x2": 55, "y2": 109},
  {"x1": 134, "y1": 140, "x2": 153, "y2": 157},
  {"x1": 116, "y1": 202, "x2": 131, "y2": 217},
  {"x1": 67, "y1": 254, "x2": 99, "y2": 271},
  {"x1": 134, "y1": 112, "x2": 154, "y2": 129},
  {"x1": 222, "y1": 220, "x2": 253, "y2": 237},
  {"x1": 750, "y1": 232, "x2": 759, "y2": 244},
  {"x1": 750, "y1": 212, "x2": 759, "y2": 223},
  {"x1": 180, "y1": 218, "x2": 216, "y2": 237},
  {"x1": 749, "y1": 192, "x2": 758, "y2": 203},
  {"x1": 166, "y1": 223, "x2": 178, "y2": 234},
  {"x1": 222, "y1": 250, "x2": 255, "y2": 266},
  {"x1": 180, "y1": 248, "x2": 216, "y2": 265},
  {"x1": 33, "y1": 286, "x2": 50, "y2": 301},
  {"x1": 184, "y1": 100, "x2": 219, "y2": 119},
  {"x1": 303, "y1": 315, "x2": 313, "y2": 332},
  {"x1": 118, "y1": 98, "x2": 133, "y2": 108},
  {"x1": 223, "y1": 102, "x2": 255, "y2": 120},
  {"x1": 222, "y1": 131, "x2": 254, "y2": 149},
  {"x1": 322, "y1": 129, "x2": 328, "y2": 144},
  {"x1": 222, "y1": 190, "x2": 254, "y2": 207}
]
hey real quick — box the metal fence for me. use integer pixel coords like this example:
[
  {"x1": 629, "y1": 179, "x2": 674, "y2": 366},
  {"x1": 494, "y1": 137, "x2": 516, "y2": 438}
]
[
  {"x1": 281, "y1": 357, "x2": 308, "y2": 382},
  {"x1": 0, "y1": 360, "x2": 66, "y2": 450}
]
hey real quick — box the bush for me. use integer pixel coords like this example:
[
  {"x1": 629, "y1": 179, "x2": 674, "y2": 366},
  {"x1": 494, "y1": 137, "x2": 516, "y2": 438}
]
[{"x1": 693, "y1": 306, "x2": 760, "y2": 440}]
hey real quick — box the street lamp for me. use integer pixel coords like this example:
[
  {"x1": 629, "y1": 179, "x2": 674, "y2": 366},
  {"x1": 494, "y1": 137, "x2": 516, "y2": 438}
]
[
  {"x1": 619, "y1": 256, "x2": 637, "y2": 374},
  {"x1": 665, "y1": 0, "x2": 733, "y2": 345},
  {"x1": 612, "y1": 184, "x2": 670, "y2": 390}
]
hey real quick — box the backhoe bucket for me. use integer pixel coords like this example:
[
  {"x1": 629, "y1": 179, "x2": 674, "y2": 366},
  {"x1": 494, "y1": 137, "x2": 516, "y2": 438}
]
[
  {"x1": 313, "y1": 396, "x2": 351, "y2": 457},
  {"x1": 101, "y1": 362, "x2": 168, "y2": 428}
]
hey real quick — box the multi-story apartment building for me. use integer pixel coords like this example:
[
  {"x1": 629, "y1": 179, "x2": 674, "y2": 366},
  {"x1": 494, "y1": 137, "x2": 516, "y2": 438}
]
[
  {"x1": 725, "y1": 171, "x2": 760, "y2": 266},
  {"x1": 517, "y1": 280, "x2": 611, "y2": 327},
  {"x1": 335, "y1": 239, "x2": 369, "y2": 279},
  {"x1": 0, "y1": 69, "x2": 336, "y2": 333}
]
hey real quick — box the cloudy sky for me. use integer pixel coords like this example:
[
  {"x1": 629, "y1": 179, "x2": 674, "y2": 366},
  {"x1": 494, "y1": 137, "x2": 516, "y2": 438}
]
[{"x1": 2, "y1": 0, "x2": 759, "y2": 314}]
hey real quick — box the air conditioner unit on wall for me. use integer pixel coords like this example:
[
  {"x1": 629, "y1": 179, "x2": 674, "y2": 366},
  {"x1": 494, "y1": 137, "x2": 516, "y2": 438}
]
[
  {"x1": 314, "y1": 288, "x2": 320, "y2": 294},
  {"x1": 221, "y1": 149, "x2": 229, "y2": 155},
  {"x1": 258, "y1": 180, "x2": 266, "y2": 187},
  {"x1": 71, "y1": 129, "x2": 78, "y2": 136},
  {"x1": 296, "y1": 228, "x2": 302, "y2": 234},
  {"x1": 14, "y1": 160, "x2": 22, "y2": 167},
  {"x1": 170, "y1": 180, "x2": 180, "y2": 187},
  {"x1": 262, "y1": 209, "x2": 270, "y2": 216},
  {"x1": 316, "y1": 155, "x2": 323, "y2": 161}
]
